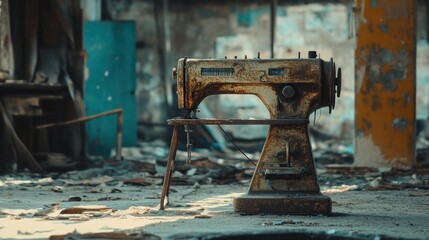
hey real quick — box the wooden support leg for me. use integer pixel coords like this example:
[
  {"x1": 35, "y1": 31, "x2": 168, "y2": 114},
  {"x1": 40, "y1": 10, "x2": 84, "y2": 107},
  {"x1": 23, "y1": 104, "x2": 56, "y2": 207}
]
[{"x1": 160, "y1": 125, "x2": 180, "y2": 210}]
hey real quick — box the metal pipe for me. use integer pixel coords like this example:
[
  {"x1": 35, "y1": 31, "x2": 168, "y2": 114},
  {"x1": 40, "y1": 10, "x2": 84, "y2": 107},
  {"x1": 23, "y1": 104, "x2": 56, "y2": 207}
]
[
  {"x1": 115, "y1": 109, "x2": 123, "y2": 161},
  {"x1": 167, "y1": 118, "x2": 309, "y2": 126},
  {"x1": 36, "y1": 108, "x2": 123, "y2": 161},
  {"x1": 270, "y1": 0, "x2": 277, "y2": 59}
]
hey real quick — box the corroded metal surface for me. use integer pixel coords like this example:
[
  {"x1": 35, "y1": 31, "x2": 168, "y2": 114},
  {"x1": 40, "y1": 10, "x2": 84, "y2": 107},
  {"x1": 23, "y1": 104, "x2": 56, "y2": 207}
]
[
  {"x1": 355, "y1": 0, "x2": 416, "y2": 168},
  {"x1": 233, "y1": 193, "x2": 332, "y2": 214},
  {"x1": 167, "y1": 118, "x2": 308, "y2": 125},
  {"x1": 161, "y1": 54, "x2": 341, "y2": 214},
  {"x1": 176, "y1": 58, "x2": 340, "y2": 117}
]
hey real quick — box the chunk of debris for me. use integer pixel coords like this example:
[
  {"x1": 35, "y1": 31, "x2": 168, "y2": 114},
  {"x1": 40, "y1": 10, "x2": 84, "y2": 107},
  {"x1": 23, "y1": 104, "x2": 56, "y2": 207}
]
[
  {"x1": 174, "y1": 210, "x2": 203, "y2": 215},
  {"x1": 89, "y1": 188, "x2": 104, "y2": 193},
  {"x1": 34, "y1": 203, "x2": 59, "y2": 216},
  {"x1": 67, "y1": 196, "x2": 82, "y2": 202},
  {"x1": 61, "y1": 176, "x2": 115, "y2": 186},
  {"x1": 112, "y1": 206, "x2": 151, "y2": 216},
  {"x1": 97, "y1": 196, "x2": 123, "y2": 201},
  {"x1": 123, "y1": 177, "x2": 151, "y2": 186},
  {"x1": 369, "y1": 177, "x2": 382, "y2": 188},
  {"x1": 321, "y1": 184, "x2": 359, "y2": 194},
  {"x1": 51, "y1": 186, "x2": 63, "y2": 193},
  {"x1": 60, "y1": 206, "x2": 113, "y2": 214}
]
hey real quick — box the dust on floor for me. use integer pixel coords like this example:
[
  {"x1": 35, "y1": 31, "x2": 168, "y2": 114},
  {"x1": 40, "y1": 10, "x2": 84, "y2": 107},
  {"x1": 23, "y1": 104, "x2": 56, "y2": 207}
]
[{"x1": 0, "y1": 178, "x2": 428, "y2": 239}]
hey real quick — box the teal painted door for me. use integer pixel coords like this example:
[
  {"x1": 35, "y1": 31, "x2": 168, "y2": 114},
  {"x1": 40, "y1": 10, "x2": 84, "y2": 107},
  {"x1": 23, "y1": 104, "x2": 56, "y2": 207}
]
[{"x1": 84, "y1": 21, "x2": 137, "y2": 156}]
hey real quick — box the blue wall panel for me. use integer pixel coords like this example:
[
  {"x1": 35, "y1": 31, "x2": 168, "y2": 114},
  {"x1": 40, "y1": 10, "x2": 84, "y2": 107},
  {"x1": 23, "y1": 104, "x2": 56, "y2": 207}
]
[{"x1": 84, "y1": 21, "x2": 137, "y2": 156}]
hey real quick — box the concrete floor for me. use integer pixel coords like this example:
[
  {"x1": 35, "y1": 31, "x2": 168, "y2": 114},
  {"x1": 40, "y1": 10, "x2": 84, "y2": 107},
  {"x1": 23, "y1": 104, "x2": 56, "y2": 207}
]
[{"x1": 0, "y1": 181, "x2": 428, "y2": 239}]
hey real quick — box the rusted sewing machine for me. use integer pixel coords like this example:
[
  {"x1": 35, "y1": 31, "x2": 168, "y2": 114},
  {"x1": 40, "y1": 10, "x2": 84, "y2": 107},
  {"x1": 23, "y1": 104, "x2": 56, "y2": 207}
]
[{"x1": 160, "y1": 51, "x2": 341, "y2": 214}]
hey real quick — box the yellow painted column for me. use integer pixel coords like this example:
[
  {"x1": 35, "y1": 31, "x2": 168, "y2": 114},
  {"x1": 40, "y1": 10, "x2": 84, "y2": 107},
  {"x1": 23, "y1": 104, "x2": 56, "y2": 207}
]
[{"x1": 355, "y1": 0, "x2": 416, "y2": 168}]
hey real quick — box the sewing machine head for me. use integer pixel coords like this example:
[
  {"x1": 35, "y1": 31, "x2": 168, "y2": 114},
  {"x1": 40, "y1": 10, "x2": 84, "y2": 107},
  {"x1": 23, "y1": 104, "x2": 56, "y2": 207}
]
[{"x1": 173, "y1": 51, "x2": 341, "y2": 118}]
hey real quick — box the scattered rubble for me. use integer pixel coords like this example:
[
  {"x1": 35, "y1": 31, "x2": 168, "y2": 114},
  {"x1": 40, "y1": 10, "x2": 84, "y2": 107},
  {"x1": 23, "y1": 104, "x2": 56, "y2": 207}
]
[
  {"x1": 1, "y1": 143, "x2": 429, "y2": 200},
  {"x1": 1, "y1": 142, "x2": 429, "y2": 239}
]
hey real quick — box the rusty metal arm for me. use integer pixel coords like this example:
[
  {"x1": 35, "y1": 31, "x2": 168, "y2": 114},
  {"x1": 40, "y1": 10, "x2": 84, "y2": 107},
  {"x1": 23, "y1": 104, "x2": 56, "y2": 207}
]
[
  {"x1": 36, "y1": 108, "x2": 123, "y2": 161},
  {"x1": 168, "y1": 118, "x2": 309, "y2": 125}
]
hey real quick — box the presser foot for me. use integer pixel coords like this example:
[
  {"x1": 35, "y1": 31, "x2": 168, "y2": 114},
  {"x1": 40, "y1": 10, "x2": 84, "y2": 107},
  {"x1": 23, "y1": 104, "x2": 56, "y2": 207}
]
[{"x1": 233, "y1": 192, "x2": 331, "y2": 215}]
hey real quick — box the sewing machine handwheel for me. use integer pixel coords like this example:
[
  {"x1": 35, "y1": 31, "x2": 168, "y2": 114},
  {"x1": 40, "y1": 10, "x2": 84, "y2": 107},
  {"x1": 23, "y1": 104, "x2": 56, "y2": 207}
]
[
  {"x1": 336, "y1": 68, "x2": 342, "y2": 98},
  {"x1": 329, "y1": 58, "x2": 335, "y2": 113}
]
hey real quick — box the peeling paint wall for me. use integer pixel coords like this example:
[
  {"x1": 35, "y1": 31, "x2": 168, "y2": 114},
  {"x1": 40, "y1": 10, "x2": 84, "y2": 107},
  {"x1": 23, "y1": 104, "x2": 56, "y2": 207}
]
[
  {"x1": 273, "y1": 3, "x2": 354, "y2": 139},
  {"x1": 102, "y1": 0, "x2": 429, "y2": 151},
  {"x1": 106, "y1": 0, "x2": 167, "y2": 141},
  {"x1": 171, "y1": 2, "x2": 273, "y2": 140},
  {"x1": 104, "y1": 1, "x2": 354, "y2": 141},
  {"x1": 207, "y1": 3, "x2": 354, "y2": 140}
]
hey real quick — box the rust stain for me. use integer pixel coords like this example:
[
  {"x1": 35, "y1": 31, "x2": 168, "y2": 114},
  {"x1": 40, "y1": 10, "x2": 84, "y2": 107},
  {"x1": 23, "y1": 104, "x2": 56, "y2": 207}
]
[{"x1": 355, "y1": 0, "x2": 416, "y2": 167}]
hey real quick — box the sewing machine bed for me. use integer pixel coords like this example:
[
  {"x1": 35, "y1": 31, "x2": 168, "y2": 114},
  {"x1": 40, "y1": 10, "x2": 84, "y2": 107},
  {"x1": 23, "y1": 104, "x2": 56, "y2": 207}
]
[{"x1": 167, "y1": 118, "x2": 309, "y2": 125}]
